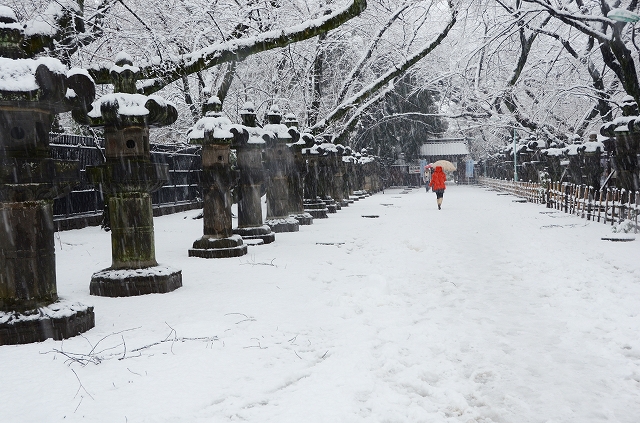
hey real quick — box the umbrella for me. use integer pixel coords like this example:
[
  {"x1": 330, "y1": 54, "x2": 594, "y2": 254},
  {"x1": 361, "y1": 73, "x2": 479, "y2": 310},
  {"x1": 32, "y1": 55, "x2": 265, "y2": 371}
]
[{"x1": 431, "y1": 160, "x2": 456, "y2": 172}]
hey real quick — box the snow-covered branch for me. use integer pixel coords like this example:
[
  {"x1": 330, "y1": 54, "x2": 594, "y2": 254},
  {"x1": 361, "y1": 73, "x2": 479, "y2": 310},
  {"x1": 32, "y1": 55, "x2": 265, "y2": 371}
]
[
  {"x1": 87, "y1": 0, "x2": 367, "y2": 94},
  {"x1": 335, "y1": 1, "x2": 410, "y2": 104},
  {"x1": 309, "y1": 2, "x2": 457, "y2": 135}
]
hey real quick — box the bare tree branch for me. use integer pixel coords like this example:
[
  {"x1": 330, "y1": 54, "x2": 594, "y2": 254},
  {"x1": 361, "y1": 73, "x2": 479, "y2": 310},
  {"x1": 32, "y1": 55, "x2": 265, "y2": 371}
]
[{"x1": 309, "y1": 3, "x2": 457, "y2": 135}]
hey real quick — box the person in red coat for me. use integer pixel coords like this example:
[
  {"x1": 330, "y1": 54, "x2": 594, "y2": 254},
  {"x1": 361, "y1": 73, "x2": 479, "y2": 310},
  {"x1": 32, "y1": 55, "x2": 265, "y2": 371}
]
[{"x1": 429, "y1": 166, "x2": 446, "y2": 209}]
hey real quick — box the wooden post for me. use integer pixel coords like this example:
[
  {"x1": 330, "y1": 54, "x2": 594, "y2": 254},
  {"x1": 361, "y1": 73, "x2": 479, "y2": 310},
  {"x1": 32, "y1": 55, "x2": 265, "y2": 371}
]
[
  {"x1": 597, "y1": 187, "x2": 604, "y2": 223},
  {"x1": 633, "y1": 191, "x2": 640, "y2": 234},
  {"x1": 586, "y1": 186, "x2": 592, "y2": 221},
  {"x1": 582, "y1": 185, "x2": 589, "y2": 219}
]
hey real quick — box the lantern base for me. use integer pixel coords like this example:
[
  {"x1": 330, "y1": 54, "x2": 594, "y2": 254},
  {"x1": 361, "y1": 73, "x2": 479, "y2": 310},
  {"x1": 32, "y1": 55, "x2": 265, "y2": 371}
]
[
  {"x1": 290, "y1": 212, "x2": 313, "y2": 225},
  {"x1": 304, "y1": 199, "x2": 328, "y2": 218},
  {"x1": 265, "y1": 217, "x2": 300, "y2": 233},
  {"x1": 190, "y1": 235, "x2": 248, "y2": 258},
  {"x1": 0, "y1": 301, "x2": 95, "y2": 346},
  {"x1": 233, "y1": 226, "x2": 276, "y2": 244},
  {"x1": 90, "y1": 265, "x2": 182, "y2": 297}
]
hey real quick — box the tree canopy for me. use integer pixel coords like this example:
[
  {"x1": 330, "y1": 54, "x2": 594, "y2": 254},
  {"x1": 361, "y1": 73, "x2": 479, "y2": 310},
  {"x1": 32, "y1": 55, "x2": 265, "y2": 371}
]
[{"x1": 10, "y1": 0, "x2": 640, "y2": 158}]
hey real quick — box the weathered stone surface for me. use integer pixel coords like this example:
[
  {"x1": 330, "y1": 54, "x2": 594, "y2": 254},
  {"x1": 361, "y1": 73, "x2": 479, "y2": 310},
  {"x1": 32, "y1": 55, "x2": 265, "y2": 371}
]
[{"x1": 0, "y1": 201, "x2": 57, "y2": 312}]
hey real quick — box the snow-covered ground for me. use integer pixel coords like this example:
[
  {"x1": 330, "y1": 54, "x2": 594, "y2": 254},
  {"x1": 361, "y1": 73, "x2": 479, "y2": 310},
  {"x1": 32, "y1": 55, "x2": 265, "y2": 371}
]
[{"x1": 1, "y1": 184, "x2": 640, "y2": 423}]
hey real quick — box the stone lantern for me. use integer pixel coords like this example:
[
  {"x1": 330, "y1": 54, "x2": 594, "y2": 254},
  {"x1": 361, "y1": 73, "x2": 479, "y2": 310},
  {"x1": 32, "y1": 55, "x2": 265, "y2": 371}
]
[
  {"x1": 283, "y1": 113, "x2": 313, "y2": 225},
  {"x1": 231, "y1": 102, "x2": 275, "y2": 244},
  {"x1": 540, "y1": 142, "x2": 566, "y2": 183},
  {"x1": 187, "y1": 95, "x2": 248, "y2": 258},
  {"x1": 600, "y1": 96, "x2": 640, "y2": 191},
  {"x1": 330, "y1": 143, "x2": 348, "y2": 207},
  {"x1": 263, "y1": 104, "x2": 299, "y2": 232},
  {"x1": 0, "y1": 7, "x2": 95, "y2": 344},
  {"x1": 360, "y1": 149, "x2": 375, "y2": 194},
  {"x1": 582, "y1": 132, "x2": 605, "y2": 188},
  {"x1": 341, "y1": 146, "x2": 356, "y2": 203},
  {"x1": 74, "y1": 52, "x2": 182, "y2": 297},
  {"x1": 302, "y1": 134, "x2": 328, "y2": 218},
  {"x1": 317, "y1": 136, "x2": 339, "y2": 212}
]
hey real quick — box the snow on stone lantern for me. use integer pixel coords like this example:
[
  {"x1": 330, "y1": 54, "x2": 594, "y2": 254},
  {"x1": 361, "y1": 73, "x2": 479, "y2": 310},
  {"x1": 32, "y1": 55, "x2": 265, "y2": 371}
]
[
  {"x1": 600, "y1": 95, "x2": 640, "y2": 190},
  {"x1": 263, "y1": 104, "x2": 299, "y2": 232},
  {"x1": 0, "y1": 6, "x2": 95, "y2": 345},
  {"x1": 302, "y1": 134, "x2": 329, "y2": 218},
  {"x1": 187, "y1": 94, "x2": 248, "y2": 258},
  {"x1": 74, "y1": 52, "x2": 182, "y2": 296},
  {"x1": 230, "y1": 102, "x2": 275, "y2": 244},
  {"x1": 283, "y1": 113, "x2": 313, "y2": 225}
]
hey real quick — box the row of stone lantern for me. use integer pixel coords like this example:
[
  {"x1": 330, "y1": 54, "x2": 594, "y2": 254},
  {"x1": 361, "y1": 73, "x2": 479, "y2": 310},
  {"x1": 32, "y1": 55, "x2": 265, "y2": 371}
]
[
  {"x1": 182, "y1": 97, "x2": 386, "y2": 261},
  {"x1": 0, "y1": 5, "x2": 383, "y2": 345},
  {"x1": 600, "y1": 96, "x2": 640, "y2": 191},
  {"x1": 482, "y1": 133, "x2": 606, "y2": 187},
  {"x1": 481, "y1": 95, "x2": 640, "y2": 192}
]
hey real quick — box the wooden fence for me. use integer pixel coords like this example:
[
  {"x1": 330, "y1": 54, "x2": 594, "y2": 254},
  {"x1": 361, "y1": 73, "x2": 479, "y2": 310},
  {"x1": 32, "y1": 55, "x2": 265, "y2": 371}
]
[
  {"x1": 50, "y1": 133, "x2": 202, "y2": 229},
  {"x1": 478, "y1": 177, "x2": 639, "y2": 232}
]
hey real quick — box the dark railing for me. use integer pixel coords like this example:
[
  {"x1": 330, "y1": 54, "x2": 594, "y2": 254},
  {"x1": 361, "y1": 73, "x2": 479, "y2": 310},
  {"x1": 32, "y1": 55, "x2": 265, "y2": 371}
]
[
  {"x1": 479, "y1": 177, "x2": 639, "y2": 232},
  {"x1": 50, "y1": 133, "x2": 202, "y2": 229}
]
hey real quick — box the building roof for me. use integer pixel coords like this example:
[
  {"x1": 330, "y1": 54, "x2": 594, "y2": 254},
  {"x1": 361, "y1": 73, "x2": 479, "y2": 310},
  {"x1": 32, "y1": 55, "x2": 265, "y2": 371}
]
[{"x1": 419, "y1": 139, "x2": 469, "y2": 157}]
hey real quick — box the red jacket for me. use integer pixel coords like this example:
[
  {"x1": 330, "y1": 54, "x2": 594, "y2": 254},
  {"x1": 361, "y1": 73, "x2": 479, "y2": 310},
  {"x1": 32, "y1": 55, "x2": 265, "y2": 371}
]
[{"x1": 429, "y1": 166, "x2": 446, "y2": 191}]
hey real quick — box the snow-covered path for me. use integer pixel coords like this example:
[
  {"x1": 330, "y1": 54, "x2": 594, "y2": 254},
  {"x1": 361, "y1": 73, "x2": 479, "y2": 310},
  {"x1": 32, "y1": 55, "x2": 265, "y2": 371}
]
[{"x1": 1, "y1": 185, "x2": 640, "y2": 422}]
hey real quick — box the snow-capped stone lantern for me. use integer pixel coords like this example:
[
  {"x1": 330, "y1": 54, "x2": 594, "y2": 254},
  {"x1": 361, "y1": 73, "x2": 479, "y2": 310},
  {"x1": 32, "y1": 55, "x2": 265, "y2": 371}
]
[
  {"x1": 316, "y1": 136, "x2": 339, "y2": 212},
  {"x1": 302, "y1": 134, "x2": 328, "y2": 218},
  {"x1": 359, "y1": 148, "x2": 375, "y2": 194},
  {"x1": 600, "y1": 95, "x2": 640, "y2": 191},
  {"x1": 518, "y1": 135, "x2": 542, "y2": 183},
  {"x1": 230, "y1": 102, "x2": 275, "y2": 244},
  {"x1": 263, "y1": 104, "x2": 299, "y2": 232},
  {"x1": 75, "y1": 52, "x2": 182, "y2": 296},
  {"x1": 0, "y1": 6, "x2": 95, "y2": 345},
  {"x1": 283, "y1": 113, "x2": 313, "y2": 225},
  {"x1": 540, "y1": 139, "x2": 566, "y2": 183},
  {"x1": 582, "y1": 132, "x2": 605, "y2": 188},
  {"x1": 341, "y1": 146, "x2": 356, "y2": 203},
  {"x1": 330, "y1": 143, "x2": 348, "y2": 207},
  {"x1": 187, "y1": 94, "x2": 247, "y2": 258}
]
